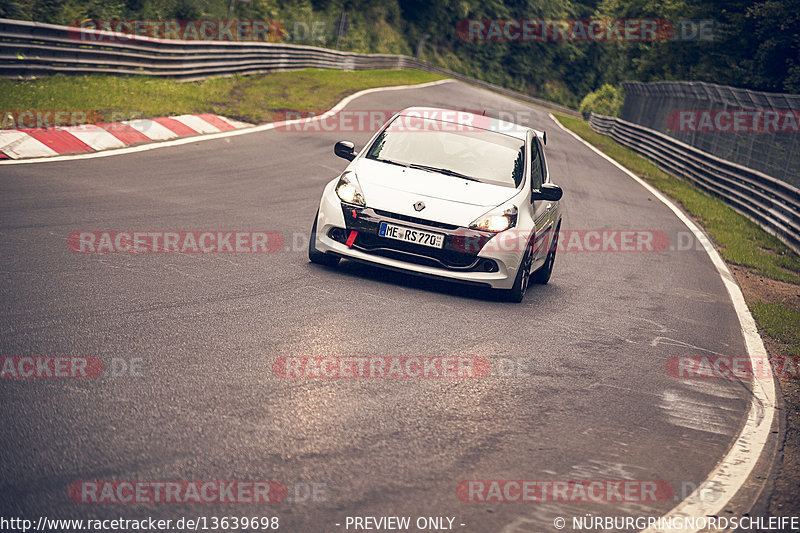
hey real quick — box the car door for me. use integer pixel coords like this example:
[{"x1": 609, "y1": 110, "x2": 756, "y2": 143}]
[{"x1": 530, "y1": 136, "x2": 554, "y2": 264}]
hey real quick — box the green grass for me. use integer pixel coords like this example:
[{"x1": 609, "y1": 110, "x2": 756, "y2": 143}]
[
  {"x1": 554, "y1": 113, "x2": 800, "y2": 285},
  {"x1": 750, "y1": 302, "x2": 800, "y2": 357},
  {"x1": 0, "y1": 69, "x2": 445, "y2": 125}
]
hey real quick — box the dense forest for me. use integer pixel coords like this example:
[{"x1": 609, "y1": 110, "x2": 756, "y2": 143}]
[{"x1": 1, "y1": 0, "x2": 797, "y2": 106}]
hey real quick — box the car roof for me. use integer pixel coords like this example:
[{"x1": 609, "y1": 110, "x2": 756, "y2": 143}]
[{"x1": 396, "y1": 106, "x2": 544, "y2": 142}]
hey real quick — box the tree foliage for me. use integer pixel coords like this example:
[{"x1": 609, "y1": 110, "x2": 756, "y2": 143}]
[
  {"x1": 579, "y1": 83, "x2": 623, "y2": 117},
  {"x1": 3, "y1": 0, "x2": 797, "y2": 103}
]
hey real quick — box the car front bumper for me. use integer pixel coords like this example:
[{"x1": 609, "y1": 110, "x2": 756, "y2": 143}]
[{"x1": 313, "y1": 180, "x2": 527, "y2": 290}]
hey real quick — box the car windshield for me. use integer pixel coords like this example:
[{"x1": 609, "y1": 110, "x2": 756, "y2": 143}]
[{"x1": 364, "y1": 116, "x2": 525, "y2": 188}]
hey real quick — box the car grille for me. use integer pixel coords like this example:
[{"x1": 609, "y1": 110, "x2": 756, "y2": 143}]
[
  {"x1": 372, "y1": 209, "x2": 460, "y2": 230},
  {"x1": 331, "y1": 207, "x2": 498, "y2": 272}
]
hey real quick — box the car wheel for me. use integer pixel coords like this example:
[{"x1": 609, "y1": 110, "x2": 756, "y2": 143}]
[
  {"x1": 531, "y1": 223, "x2": 560, "y2": 285},
  {"x1": 506, "y1": 247, "x2": 533, "y2": 303},
  {"x1": 308, "y1": 210, "x2": 340, "y2": 267}
]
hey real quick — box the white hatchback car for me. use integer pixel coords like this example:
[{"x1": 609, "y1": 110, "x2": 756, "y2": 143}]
[{"x1": 309, "y1": 107, "x2": 563, "y2": 302}]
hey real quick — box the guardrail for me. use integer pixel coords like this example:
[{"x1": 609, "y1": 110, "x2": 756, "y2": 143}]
[
  {"x1": 0, "y1": 18, "x2": 578, "y2": 117},
  {"x1": 589, "y1": 113, "x2": 800, "y2": 253}
]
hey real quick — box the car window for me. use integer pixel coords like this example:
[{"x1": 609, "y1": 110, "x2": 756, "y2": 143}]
[
  {"x1": 365, "y1": 116, "x2": 526, "y2": 188},
  {"x1": 530, "y1": 139, "x2": 544, "y2": 191}
]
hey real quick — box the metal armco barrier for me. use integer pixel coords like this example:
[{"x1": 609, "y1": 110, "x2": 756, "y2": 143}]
[
  {"x1": 0, "y1": 18, "x2": 577, "y2": 116},
  {"x1": 589, "y1": 113, "x2": 800, "y2": 253}
]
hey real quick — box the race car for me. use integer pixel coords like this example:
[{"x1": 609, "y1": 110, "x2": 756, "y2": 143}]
[{"x1": 308, "y1": 107, "x2": 563, "y2": 302}]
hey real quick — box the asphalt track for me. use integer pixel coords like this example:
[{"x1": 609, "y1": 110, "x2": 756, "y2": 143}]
[{"x1": 0, "y1": 81, "x2": 770, "y2": 532}]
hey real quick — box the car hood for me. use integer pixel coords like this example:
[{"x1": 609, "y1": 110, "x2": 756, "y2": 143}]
[{"x1": 352, "y1": 158, "x2": 519, "y2": 227}]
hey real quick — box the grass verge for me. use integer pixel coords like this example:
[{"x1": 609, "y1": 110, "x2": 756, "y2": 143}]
[
  {"x1": 0, "y1": 69, "x2": 445, "y2": 125},
  {"x1": 751, "y1": 302, "x2": 800, "y2": 357}
]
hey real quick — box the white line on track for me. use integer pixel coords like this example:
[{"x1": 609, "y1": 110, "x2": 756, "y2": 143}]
[
  {"x1": 0, "y1": 79, "x2": 456, "y2": 166},
  {"x1": 550, "y1": 112, "x2": 777, "y2": 533}
]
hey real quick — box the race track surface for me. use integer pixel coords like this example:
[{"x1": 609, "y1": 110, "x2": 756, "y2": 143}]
[{"x1": 0, "y1": 81, "x2": 755, "y2": 532}]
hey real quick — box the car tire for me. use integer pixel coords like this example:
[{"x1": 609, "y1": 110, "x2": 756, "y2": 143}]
[
  {"x1": 505, "y1": 247, "x2": 533, "y2": 303},
  {"x1": 530, "y1": 222, "x2": 560, "y2": 285},
  {"x1": 308, "y1": 210, "x2": 340, "y2": 267}
]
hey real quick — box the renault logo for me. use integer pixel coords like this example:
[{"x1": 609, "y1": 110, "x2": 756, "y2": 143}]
[{"x1": 413, "y1": 201, "x2": 425, "y2": 212}]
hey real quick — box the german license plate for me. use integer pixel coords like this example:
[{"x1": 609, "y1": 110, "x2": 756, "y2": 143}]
[{"x1": 378, "y1": 222, "x2": 444, "y2": 249}]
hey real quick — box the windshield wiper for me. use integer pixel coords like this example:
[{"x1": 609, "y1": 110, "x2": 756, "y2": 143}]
[
  {"x1": 407, "y1": 164, "x2": 481, "y2": 182},
  {"x1": 372, "y1": 157, "x2": 410, "y2": 168}
]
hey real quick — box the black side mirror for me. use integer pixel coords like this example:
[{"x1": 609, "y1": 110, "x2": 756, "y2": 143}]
[
  {"x1": 533, "y1": 182, "x2": 563, "y2": 201},
  {"x1": 334, "y1": 141, "x2": 356, "y2": 161}
]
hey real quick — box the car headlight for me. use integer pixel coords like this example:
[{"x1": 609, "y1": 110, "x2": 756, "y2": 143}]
[
  {"x1": 335, "y1": 172, "x2": 366, "y2": 207},
  {"x1": 469, "y1": 205, "x2": 518, "y2": 233}
]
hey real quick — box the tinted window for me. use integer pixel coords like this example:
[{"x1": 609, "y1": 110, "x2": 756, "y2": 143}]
[{"x1": 530, "y1": 139, "x2": 544, "y2": 190}]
